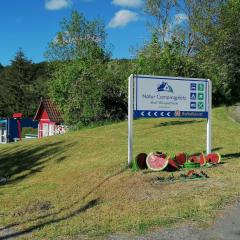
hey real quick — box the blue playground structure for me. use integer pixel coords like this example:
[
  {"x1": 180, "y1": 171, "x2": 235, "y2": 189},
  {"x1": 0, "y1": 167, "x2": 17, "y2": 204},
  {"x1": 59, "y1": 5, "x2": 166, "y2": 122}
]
[{"x1": 0, "y1": 118, "x2": 38, "y2": 143}]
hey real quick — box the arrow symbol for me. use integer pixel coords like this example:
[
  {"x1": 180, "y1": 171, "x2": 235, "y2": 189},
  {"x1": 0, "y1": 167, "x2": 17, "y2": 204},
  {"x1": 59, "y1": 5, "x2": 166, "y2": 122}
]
[
  {"x1": 160, "y1": 112, "x2": 164, "y2": 117},
  {"x1": 167, "y1": 112, "x2": 171, "y2": 117},
  {"x1": 154, "y1": 112, "x2": 158, "y2": 117},
  {"x1": 147, "y1": 112, "x2": 151, "y2": 117},
  {"x1": 141, "y1": 111, "x2": 145, "y2": 117}
]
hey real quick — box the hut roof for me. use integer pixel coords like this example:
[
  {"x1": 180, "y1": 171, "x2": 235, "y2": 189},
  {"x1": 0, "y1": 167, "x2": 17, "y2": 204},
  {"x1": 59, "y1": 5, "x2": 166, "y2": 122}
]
[{"x1": 34, "y1": 98, "x2": 64, "y2": 123}]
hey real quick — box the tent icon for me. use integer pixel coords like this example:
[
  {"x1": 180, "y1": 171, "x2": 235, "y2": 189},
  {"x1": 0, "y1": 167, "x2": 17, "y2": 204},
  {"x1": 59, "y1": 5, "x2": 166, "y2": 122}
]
[
  {"x1": 190, "y1": 93, "x2": 196, "y2": 100},
  {"x1": 157, "y1": 82, "x2": 173, "y2": 93}
]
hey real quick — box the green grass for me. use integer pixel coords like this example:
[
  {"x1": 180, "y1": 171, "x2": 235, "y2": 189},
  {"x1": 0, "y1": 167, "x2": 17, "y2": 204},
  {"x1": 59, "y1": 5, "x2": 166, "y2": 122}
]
[
  {"x1": 0, "y1": 107, "x2": 240, "y2": 239},
  {"x1": 21, "y1": 127, "x2": 38, "y2": 137},
  {"x1": 228, "y1": 104, "x2": 240, "y2": 123}
]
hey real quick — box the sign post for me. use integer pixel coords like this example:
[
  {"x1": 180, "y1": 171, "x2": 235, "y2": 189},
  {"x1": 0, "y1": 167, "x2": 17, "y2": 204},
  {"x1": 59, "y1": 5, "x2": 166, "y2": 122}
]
[
  {"x1": 128, "y1": 74, "x2": 212, "y2": 166},
  {"x1": 207, "y1": 80, "x2": 212, "y2": 154},
  {"x1": 128, "y1": 74, "x2": 134, "y2": 166}
]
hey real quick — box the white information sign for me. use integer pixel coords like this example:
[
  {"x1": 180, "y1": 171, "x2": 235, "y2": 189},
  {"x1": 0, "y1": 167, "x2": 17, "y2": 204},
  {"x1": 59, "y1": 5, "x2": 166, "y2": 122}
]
[
  {"x1": 134, "y1": 75, "x2": 209, "y2": 118},
  {"x1": 128, "y1": 74, "x2": 212, "y2": 166}
]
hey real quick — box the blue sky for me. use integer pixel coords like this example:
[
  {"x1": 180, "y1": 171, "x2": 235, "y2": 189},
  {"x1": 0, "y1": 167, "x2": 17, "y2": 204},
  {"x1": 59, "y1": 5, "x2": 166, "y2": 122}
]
[{"x1": 0, "y1": 0, "x2": 151, "y2": 66}]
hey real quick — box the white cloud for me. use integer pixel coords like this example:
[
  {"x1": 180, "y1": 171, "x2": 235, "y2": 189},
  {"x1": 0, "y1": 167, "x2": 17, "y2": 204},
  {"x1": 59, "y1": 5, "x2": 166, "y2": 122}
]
[
  {"x1": 174, "y1": 13, "x2": 188, "y2": 25},
  {"x1": 108, "y1": 10, "x2": 139, "y2": 28},
  {"x1": 45, "y1": 0, "x2": 72, "y2": 10},
  {"x1": 112, "y1": 0, "x2": 143, "y2": 8}
]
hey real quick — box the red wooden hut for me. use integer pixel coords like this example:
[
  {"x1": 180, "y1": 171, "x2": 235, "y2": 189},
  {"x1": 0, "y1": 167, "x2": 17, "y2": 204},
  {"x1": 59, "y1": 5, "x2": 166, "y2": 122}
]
[{"x1": 34, "y1": 98, "x2": 65, "y2": 138}]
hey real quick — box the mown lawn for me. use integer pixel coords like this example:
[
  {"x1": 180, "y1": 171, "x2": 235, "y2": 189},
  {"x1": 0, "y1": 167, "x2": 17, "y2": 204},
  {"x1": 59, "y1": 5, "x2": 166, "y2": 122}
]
[
  {"x1": 228, "y1": 104, "x2": 240, "y2": 123},
  {"x1": 0, "y1": 107, "x2": 239, "y2": 239}
]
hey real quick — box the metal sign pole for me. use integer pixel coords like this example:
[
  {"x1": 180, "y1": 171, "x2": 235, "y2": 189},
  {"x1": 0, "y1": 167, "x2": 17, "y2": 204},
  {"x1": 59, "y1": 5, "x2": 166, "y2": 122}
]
[
  {"x1": 128, "y1": 74, "x2": 133, "y2": 167},
  {"x1": 207, "y1": 79, "x2": 212, "y2": 154}
]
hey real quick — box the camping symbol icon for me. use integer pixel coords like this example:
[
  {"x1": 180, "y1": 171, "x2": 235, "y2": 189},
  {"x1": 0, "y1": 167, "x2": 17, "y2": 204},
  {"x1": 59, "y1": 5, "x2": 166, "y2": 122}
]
[{"x1": 157, "y1": 82, "x2": 173, "y2": 93}]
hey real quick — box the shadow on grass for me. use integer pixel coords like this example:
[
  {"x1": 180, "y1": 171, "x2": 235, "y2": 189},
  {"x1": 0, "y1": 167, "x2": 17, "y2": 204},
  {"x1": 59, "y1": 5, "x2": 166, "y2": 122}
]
[
  {"x1": 0, "y1": 198, "x2": 100, "y2": 240},
  {"x1": 0, "y1": 140, "x2": 77, "y2": 184},
  {"x1": 0, "y1": 167, "x2": 127, "y2": 239},
  {"x1": 234, "y1": 231, "x2": 240, "y2": 236},
  {"x1": 221, "y1": 152, "x2": 240, "y2": 160},
  {"x1": 154, "y1": 120, "x2": 204, "y2": 128}
]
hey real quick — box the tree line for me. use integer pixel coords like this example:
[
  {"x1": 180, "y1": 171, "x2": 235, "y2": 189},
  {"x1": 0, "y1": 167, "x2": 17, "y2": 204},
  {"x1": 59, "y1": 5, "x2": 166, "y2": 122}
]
[
  {"x1": 0, "y1": 0, "x2": 239, "y2": 127},
  {"x1": 0, "y1": 50, "x2": 49, "y2": 117}
]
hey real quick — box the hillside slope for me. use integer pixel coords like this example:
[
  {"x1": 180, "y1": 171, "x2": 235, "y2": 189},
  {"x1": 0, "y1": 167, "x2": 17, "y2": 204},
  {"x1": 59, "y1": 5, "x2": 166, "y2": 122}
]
[{"x1": 0, "y1": 107, "x2": 240, "y2": 239}]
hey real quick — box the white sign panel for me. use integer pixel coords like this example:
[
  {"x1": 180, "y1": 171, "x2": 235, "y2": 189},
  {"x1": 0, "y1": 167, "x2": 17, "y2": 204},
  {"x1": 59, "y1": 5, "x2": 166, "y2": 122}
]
[
  {"x1": 134, "y1": 75, "x2": 209, "y2": 118},
  {"x1": 128, "y1": 74, "x2": 212, "y2": 166}
]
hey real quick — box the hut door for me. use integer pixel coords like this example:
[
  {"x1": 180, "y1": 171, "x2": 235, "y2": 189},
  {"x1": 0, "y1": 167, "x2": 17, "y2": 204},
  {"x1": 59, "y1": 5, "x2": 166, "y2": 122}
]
[
  {"x1": 0, "y1": 127, "x2": 7, "y2": 143},
  {"x1": 42, "y1": 123, "x2": 49, "y2": 137},
  {"x1": 49, "y1": 124, "x2": 54, "y2": 136}
]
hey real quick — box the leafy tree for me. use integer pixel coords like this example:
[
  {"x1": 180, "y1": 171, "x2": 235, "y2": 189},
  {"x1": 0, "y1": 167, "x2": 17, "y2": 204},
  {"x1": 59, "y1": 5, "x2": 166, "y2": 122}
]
[
  {"x1": 47, "y1": 11, "x2": 132, "y2": 126},
  {"x1": 213, "y1": 0, "x2": 240, "y2": 103},
  {"x1": 0, "y1": 51, "x2": 50, "y2": 117},
  {"x1": 26, "y1": 62, "x2": 51, "y2": 115},
  {"x1": 0, "y1": 63, "x2": 4, "y2": 72},
  {"x1": 49, "y1": 58, "x2": 134, "y2": 125},
  {"x1": 45, "y1": 11, "x2": 109, "y2": 62},
  {"x1": 142, "y1": 0, "x2": 235, "y2": 106},
  {"x1": 103, "y1": 59, "x2": 134, "y2": 120},
  {"x1": 0, "y1": 63, "x2": 6, "y2": 116},
  {"x1": 49, "y1": 60, "x2": 106, "y2": 125},
  {"x1": 145, "y1": 0, "x2": 177, "y2": 44},
  {"x1": 0, "y1": 67, "x2": 14, "y2": 116},
  {"x1": 3, "y1": 49, "x2": 34, "y2": 115},
  {"x1": 135, "y1": 33, "x2": 201, "y2": 78},
  {"x1": 179, "y1": 0, "x2": 225, "y2": 53},
  {"x1": 145, "y1": 0, "x2": 225, "y2": 53},
  {"x1": 190, "y1": 0, "x2": 240, "y2": 105}
]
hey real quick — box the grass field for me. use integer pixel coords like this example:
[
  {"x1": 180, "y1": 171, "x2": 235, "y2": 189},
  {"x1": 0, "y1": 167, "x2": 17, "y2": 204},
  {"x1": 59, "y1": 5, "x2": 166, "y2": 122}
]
[
  {"x1": 228, "y1": 104, "x2": 240, "y2": 123},
  {"x1": 0, "y1": 107, "x2": 240, "y2": 239}
]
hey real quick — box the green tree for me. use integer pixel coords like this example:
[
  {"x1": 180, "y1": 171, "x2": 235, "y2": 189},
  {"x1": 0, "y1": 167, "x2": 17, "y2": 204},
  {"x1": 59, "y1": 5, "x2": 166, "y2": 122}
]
[
  {"x1": 27, "y1": 62, "x2": 51, "y2": 115},
  {"x1": 103, "y1": 59, "x2": 134, "y2": 120},
  {"x1": 135, "y1": 33, "x2": 201, "y2": 77},
  {"x1": 5, "y1": 49, "x2": 34, "y2": 115},
  {"x1": 49, "y1": 60, "x2": 105, "y2": 125},
  {"x1": 145, "y1": 0, "x2": 225, "y2": 53},
  {"x1": 145, "y1": 0, "x2": 177, "y2": 44},
  {"x1": 45, "y1": 11, "x2": 109, "y2": 62},
  {"x1": 213, "y1": 0, "x2": 240, "y2": 103},
  {"x1": 47, "y1": 11, "x2": 126, "y2": 126},
  {"x1": 0, "y1": 50, "x2": 50, "y2": 117},
  {"x1": 191, "y1": 0, "x2": 240, "y2": 105},
  {"x1": 0, "y1": 63, "x2": 4, "y2": 72},
  {"x1": 50, "y1": 58, "x2": 134, "y2": 125},
  {"x1": 0, "y1": 67, "x2": 13, "y2": 116},
  {"x1": 143, "y1": 0, "x2": 233, "y2": 105}
]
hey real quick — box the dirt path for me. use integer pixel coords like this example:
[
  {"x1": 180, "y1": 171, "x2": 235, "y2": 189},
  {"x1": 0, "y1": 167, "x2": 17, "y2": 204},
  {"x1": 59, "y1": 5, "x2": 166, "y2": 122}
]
[{"x1": 108, "y1": 199, "x2": 240, "y2": 240}]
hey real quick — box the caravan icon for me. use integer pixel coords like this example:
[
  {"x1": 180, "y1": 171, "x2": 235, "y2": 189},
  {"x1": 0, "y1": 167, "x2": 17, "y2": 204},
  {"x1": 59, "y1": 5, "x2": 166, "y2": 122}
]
[{"x1": 157, "y1": 82, "x2": 173, "y2": 93}]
